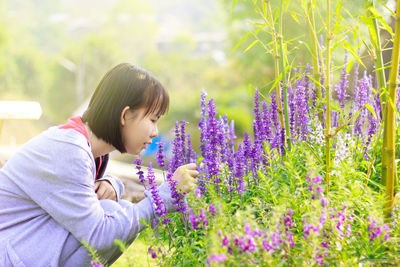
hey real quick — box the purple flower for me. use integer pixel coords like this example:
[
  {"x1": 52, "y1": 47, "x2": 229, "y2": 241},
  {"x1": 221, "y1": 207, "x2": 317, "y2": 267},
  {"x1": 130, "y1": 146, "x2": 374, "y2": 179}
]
[
  {"x1": 198, "y1": 208, "x2": 208, "y2": 228},
  {"x1": 209, "y1": 253, "x2": 227, "y2": 263},
  {"x1": 204, "y1": 99, "x2": 223, "y2": 183},
  {"x1": 244, "y1": 222, "x2": 252, "y2": 236},
  {"x1": 234, "y1": 143, "x2": 246, "y2": 181},
  {"x1": 270, "y1": 94, "x2": 280, "y2": 149},
  {"x1": 312, "y1": 176, "x2": 322, "y2": 184},
  {"x1": 146, "y1": 162, "x2": 167, "y2": 220},
  {"x1": 170, "y1": 121, "x2": 183, "y2": 172},
  {"x1": 186, "y1": 133, "x2": 197, "y2": 163},
  {"x1": 133, "y1": 155, "x2": 146, "y2": 188},
  {"x1": 156, "y1": 142, "x2": 165, "y2": 168},
  {"x1": 354, "y1": 71, "x2": 372, "y2": 136},
  {"x1": 228, "y1": 120, "x2": 237, "y2": 145},
  {"x1": 316, "y1": 187, "x2": 323, "y2": 194},
  {"x1": 208, "y1": 203, "x2": 218, "y2": 216},
  {"x1": 148, "y1": 247, "x2": 157, "y2": 259},
  {"x1": 243, "y1": 132, "x2": 253, "y2": 165},
  {"x1": 198, "y1": 89, "x2": 208, "y2": 157},
  {"x1": 222, "y1": 236, "x2": 229, "y2": 247},
  {"x1": 262, "y1": 239, "x2": 274, "y2": 252},
  {"x1": 335, "y1": 53, "x2": 349, "y2": 109},
  {"x1": 166, "y1": 171, "x2": 187, "y2": 213},
  {"x1": 367, "y1": 217, "x2": 390, "y2": 242},
  {"x1": 91, "y1": 261, "x2": 103, "y2": 267},
  {"x1": 261, "y1": 101, "x2": 272, "y2": 142},
  {"x1": 294, "y1": 70, "x2": 310, "y2": 140},
  {"x1": 189, "y1": 211, "x2": 198, "y2": 230},
  {"x1": 253, "y1": 89, "x2": 263, "y2": 143},
  {"x1": 180, "y1": 120, "x2": 189, "y2": 162},
  {"x1": 319, "y1": 197, "x2": 327, "y2": 207},
  {"x1": 288, "y1": 83, "x2": 296, "y2": 136}
]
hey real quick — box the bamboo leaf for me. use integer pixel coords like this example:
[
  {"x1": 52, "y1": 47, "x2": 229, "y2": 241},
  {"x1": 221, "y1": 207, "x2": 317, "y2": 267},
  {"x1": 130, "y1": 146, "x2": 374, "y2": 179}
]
[
  {"x1": 268, "y1": 72, "x2": 283, "y2": 94},
  {"x1": 232, "y1": 32, "x2": 252, "y2": 51},
  {"x1": 231, "y1": 0, "x2": 238, "y2": 12},
  {"x1": 338, "y1": 40, "x2": 366, "y2": 69},
  {"x1": 262, "y1": 1, "x2": 267, "y2": 17},
  {"x1": 387, "y1": 96, "x2": 400, "y2": 118},
  {"x1": 244, "y1": 40, "x2": 260, "y2": 52},
  {"x1": 290, "y1": 11, "x2": 300, "y2": 23},
  {"x1": 369, "y1": 6, "x2": 394, "y2": 37},
  {"x1": 376, "y1": 0, "x2": 396, "y2": 16},
  {"x1": 365, "y1": 103, "x2": 378, "y2": 120},
  {"x1": 346, "y1": 59, "x2": 355, "y2": 73},
  {"x1": 361, "y1": 13, "x2": 378, "y2": 48}
]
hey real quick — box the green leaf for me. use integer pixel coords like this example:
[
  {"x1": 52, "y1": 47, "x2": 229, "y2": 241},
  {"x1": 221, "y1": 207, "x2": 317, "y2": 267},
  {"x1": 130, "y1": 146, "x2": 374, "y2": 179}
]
[
  {"x1": 290, "y1": 11, "x2": 300, "y2": 23},
  {"x1": 361, "y1": 12, "x2": 378, "y2": 48},
  {"x1": 369, "y1": 6, "x2": 394, "y2": 37},
  {"x1": 377, "y1": 0, "x2": 396, "y2": 16},
  {"x1": 346, "y1": 59, "x2": 355, "y2": 73},
  {"x1": 244, "y1": 40, "x2": 260, "y2": 52},
  {"x1": 365, "y1": 103, "x2": 377, "y2": 120},
  {"x1": 338, "y1": 39, "x2": 366, "y2": 69},
  {"x1": 232, "y1": 32, "x2": 251, "y2": 51},
  {"x1": 231, "y1": 0, "x2": 238, "y2": 12},
  {"x1": 268, "y1": 72, "x2": 283, "y2": 94}
]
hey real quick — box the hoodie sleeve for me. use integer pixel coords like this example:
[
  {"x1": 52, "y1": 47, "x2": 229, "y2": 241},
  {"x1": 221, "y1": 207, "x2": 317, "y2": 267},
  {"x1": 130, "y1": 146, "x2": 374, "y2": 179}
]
[
  {"x1": 4, "y1": 137, "x2": 175, "y2": 252},
  {"x1": 97, "y1": 174, "x2": 125, "y2": 202}
]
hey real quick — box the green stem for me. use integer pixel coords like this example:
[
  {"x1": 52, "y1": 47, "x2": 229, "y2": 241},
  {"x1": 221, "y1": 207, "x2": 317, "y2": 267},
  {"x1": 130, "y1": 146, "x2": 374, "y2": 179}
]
[
  {"x1": 307, "y1": 0, "x2": 322, "y2": 114},
  {"x1": 382, "y1": 0, "x2": 400, "y2": 216},
  {"x1": 265, "y1": 1, "x2": 285, "y2": 129},
  {"x1": 368, "y1": 1, "x2": 387, "y2": 119},
  {"x1": 279, "y1": 0, "x2": 292, "y2": 151},
  {"x1": 325, "y1": 0, "x2": 332, "y2": 189}
]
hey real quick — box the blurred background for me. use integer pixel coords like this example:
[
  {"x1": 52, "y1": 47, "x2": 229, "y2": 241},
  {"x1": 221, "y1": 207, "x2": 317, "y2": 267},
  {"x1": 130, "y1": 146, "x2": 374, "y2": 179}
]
[
  {"x1": 0, "y1": 0, "x2": 390, "y2": 163},
  {"x1": 0, "y1": 0, "x2": 259, "y2": 163}
]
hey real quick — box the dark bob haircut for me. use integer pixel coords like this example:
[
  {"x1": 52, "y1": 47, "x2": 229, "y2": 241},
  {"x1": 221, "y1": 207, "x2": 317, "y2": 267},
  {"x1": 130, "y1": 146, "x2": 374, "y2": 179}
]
[{"x1": 82, "y1": 63, "x2": 169, "y2": 153}]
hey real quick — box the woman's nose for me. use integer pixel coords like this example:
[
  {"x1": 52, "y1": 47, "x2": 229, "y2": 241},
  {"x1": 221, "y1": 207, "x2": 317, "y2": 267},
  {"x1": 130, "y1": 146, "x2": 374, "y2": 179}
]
[{"x1": 151, "y1": 125, "x2": 158, "y2": 138}]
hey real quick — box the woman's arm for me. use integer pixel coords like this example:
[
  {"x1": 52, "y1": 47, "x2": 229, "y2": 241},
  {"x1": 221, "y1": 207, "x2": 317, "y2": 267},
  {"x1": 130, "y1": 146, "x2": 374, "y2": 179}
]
[{"x1": 3, "y1": 135, "x2": 172, "y2": 252}]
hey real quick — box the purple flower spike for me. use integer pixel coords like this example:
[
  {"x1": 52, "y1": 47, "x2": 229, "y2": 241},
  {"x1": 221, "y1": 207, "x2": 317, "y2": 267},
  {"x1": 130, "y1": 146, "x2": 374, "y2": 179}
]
[
  {"x1": 253, "y1": 89, "x2": 263, "y2": 143},
  {"x1": 133, "y1": 155, "x2": 146, "y2": 187},
  {"x1": 147, "y1": 162, "x2": 167, "y2": 220},
  {"x1": 156, "y1": 142, "x2": 165, "y2": 168},
  {"x1": 198, "y1": 89, "x2": 208, "y2": 157},
  {"x1": 189, "y1": 211, "x2": 198, "y2": 230},
  {"x1": 335, "y1": 53, "x2": 349, "y2": 109},
  {"x1": 180, "y1": 120, "x2": 189, "y2": 162},
  {"x1": 208, "y1": 203, "x2": 218, "y2": 216}
]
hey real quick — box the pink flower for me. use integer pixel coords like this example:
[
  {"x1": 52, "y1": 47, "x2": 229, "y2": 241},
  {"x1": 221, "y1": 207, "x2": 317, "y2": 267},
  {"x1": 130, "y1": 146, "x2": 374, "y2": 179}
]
[{"x1": 209, "y1": 253, "x2": 227, "y2": 262}]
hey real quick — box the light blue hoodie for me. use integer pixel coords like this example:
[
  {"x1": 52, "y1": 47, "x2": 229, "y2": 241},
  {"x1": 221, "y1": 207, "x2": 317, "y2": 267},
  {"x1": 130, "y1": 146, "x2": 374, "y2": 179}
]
[{"x1": 0, "y1": 126, "x2": 175, "y2": 266}]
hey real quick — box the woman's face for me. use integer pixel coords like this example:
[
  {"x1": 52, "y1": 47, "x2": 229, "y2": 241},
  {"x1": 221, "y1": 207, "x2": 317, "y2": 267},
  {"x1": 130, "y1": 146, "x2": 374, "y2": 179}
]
[{"x1": 120, "y1": 106, "x2": 159, "y2": 155}]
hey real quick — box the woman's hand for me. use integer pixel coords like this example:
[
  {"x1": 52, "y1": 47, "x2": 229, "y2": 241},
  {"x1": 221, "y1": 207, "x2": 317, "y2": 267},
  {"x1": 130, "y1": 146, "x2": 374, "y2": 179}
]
[
  {"x1": 172, "y1": 163, "x2": 199, "y2": 194},
  {"x1": 95, "y1": 180, "x2": 117, "y2": 201}
]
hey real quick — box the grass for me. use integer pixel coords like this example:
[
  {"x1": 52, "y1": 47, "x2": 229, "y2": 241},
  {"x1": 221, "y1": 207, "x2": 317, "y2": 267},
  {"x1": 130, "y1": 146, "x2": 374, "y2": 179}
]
[{"x1": 111, "y1": 235, "x2": 158, "y2": 267}]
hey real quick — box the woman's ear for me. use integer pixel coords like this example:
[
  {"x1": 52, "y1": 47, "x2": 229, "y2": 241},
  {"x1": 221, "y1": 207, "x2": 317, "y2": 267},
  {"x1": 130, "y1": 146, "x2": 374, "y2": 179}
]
[{"x1": 120, "y1": 106, "x2": 130, "y2": 126}]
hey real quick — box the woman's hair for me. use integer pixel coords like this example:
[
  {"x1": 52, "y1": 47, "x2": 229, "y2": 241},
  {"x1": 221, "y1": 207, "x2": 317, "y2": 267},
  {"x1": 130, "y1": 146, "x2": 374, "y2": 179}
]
[{"x1": 82, "y1": 63, "x2": 169, "y2": 153}]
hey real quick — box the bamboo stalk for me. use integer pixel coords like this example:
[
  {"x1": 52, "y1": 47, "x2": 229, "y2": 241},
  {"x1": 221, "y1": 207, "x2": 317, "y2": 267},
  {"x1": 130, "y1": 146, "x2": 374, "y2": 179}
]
[
  {"x1": 382, "y1": 0, "x2": 400, "y2": 216},
  {"x1": 367, "y1": 1, "x2": 387, "y2": 119},
  {"x1": 266, "y1": 1, "x2": 286, "y2": 130},
  {"x1": 278, "y1": 0, "x2": 292, "y2": 151},
  {"x1": 325, "y1": 0, "x2": 332, "y2": 187},
  {"x1": 307, "y1": 0, "x2": 322, "y2": 119}
]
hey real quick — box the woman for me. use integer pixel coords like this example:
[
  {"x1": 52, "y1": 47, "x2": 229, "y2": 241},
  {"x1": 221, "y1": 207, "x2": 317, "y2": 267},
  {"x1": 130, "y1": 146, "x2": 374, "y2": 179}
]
[{"x1": 0, "y1": 63, "x2": 198, "y2": 266}]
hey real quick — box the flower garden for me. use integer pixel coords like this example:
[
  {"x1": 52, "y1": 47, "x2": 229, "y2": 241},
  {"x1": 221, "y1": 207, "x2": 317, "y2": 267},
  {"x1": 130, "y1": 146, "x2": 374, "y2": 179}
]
[{"x1": 104, "y1": 0, "x2": 400, "y2": 266}]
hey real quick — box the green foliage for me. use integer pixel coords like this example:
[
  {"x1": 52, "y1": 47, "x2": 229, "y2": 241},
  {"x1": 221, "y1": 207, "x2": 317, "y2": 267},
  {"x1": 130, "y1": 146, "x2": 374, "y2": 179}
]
[{"x1": 115, "y1": 135, "x2": 400, "y2": 266}]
